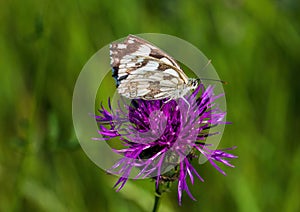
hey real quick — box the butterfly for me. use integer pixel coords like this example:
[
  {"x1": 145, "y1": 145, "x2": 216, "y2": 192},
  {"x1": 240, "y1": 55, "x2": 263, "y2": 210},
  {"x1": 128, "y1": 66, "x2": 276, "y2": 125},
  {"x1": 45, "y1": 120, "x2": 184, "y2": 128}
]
[{"x1": 110, "y1": 35, "x2": 199, "y2": 105}]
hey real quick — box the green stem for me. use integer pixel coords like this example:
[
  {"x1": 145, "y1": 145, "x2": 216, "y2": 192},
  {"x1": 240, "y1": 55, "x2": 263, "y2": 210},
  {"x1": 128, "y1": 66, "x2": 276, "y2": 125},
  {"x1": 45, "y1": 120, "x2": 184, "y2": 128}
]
[{"x1": 152, "y1": 183, "x2": 162, "y2": 212}]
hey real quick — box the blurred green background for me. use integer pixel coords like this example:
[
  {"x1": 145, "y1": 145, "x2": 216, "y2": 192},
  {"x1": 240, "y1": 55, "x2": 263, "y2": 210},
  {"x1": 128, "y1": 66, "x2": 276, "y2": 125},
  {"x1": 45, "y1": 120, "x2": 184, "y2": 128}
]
[{"x1": 1, "y1": 0, "x2": 300, "y2": 211}]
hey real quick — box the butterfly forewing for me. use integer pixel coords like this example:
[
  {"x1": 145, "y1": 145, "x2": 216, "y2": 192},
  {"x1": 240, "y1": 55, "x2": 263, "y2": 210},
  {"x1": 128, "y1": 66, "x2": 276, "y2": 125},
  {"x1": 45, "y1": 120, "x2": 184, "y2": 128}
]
[{"x1": 110, "y1": 35, "x2": 192, "y2": 100}]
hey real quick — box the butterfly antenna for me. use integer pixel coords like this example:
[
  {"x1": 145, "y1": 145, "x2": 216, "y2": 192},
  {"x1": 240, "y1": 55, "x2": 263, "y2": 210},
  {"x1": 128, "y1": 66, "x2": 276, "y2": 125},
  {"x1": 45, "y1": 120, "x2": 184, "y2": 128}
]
[
  {"x1": 197, "y1": 78, "x2": 228, "y2": 85},
  {"x1": 197, "y1": 59, "x2": 228, "y2": 84},
  {"x1": 202, "y1": 59, "x2": 212, "y2": 71}
]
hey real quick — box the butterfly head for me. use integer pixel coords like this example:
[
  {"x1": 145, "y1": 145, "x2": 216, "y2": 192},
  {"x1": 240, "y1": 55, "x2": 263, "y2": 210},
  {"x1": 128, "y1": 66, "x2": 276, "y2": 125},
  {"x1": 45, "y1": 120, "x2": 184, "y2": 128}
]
[{"x1": 187, "y1": 78, "x2": 198, "y2": 90}]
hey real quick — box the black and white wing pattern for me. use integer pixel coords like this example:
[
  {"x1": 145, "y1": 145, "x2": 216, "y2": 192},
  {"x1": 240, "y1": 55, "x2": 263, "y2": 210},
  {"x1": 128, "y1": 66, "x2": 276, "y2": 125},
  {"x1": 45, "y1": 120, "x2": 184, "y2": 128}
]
[{"x1": 110, "y1": 35, "x2": 198, "y2": 100}]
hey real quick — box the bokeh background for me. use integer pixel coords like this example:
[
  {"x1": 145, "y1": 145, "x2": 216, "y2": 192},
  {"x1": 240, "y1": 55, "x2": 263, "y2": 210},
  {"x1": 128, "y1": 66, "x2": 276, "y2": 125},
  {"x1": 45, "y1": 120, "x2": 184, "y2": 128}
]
[{"x1": 1, "y1": 0, "x2": 300, "y2": 211}]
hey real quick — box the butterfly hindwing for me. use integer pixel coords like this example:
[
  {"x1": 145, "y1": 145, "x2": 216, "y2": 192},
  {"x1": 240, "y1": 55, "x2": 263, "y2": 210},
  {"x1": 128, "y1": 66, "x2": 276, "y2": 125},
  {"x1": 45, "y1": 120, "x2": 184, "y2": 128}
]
[{"x1": 117, "y1": 71, "x2": 185, "y2": 99}]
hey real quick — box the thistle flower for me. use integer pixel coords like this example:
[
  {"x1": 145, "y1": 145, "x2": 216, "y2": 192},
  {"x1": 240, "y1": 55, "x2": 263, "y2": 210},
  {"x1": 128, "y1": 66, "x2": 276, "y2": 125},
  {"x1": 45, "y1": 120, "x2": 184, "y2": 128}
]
[{"x1": 94, "y1": 84, "x2": 237, "y2": 205}]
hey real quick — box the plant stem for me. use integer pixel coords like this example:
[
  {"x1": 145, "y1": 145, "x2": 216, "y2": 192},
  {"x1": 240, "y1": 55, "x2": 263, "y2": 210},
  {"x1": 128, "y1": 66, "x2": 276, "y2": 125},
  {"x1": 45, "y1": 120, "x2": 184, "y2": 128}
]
[{"x1": 152, "y1": 183, "x2": 161, "y2": 212}]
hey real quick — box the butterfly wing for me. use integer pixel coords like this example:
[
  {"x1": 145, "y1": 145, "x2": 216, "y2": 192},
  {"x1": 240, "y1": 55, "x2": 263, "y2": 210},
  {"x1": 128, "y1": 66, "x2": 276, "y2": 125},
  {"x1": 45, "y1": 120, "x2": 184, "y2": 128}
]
[
  {"x1": 110, "y1": 35, "x2": 188, "y2": 99},
  {"x1": 117, "y1": 70, "x2": 185, "y2": 100}
]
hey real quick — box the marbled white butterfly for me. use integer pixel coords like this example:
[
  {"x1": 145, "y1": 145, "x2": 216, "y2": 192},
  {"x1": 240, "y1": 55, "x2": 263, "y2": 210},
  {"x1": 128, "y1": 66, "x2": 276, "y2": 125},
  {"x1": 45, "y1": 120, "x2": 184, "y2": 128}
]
[{"x1": 110, "y1": 35, "x2": 199, "y2": 104}]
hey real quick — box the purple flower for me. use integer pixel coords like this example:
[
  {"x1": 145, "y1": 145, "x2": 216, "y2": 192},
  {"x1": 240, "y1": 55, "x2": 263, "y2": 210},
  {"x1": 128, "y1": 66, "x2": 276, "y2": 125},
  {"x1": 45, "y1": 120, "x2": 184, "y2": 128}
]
[{"x1": 94, "y1": 84, "x2": 237, "y2": 205}]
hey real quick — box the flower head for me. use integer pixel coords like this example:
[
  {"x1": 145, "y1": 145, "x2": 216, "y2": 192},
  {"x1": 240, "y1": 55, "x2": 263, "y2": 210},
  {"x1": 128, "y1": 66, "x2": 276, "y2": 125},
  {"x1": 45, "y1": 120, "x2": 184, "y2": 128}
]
[{"x1": 95, "y1": 84, "x2": 237, "y2": 205}]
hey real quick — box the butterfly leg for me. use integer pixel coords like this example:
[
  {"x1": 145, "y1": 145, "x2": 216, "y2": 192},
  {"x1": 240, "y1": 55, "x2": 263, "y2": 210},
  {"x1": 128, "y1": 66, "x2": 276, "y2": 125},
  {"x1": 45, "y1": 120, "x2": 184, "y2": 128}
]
[
  {"x1": 163, "y1": 98, "x2": 173, "y2": 104},
  {"x1": 161, "y1": 97, "x2": 190, "y2": 111},
  {"x1": 159, "y1": 98, "x2": 172, "y2": 111},
  {"x1": 181, "y1": 97, "x2": 190, "y2": 111}
]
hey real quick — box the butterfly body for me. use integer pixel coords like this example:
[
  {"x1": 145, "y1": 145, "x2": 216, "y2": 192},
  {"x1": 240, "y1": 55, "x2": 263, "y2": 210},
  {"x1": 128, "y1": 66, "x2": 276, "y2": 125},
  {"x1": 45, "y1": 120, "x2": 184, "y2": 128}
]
[{"x1": 110, "y1": 35, "x2": 198, "y2": 101}]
